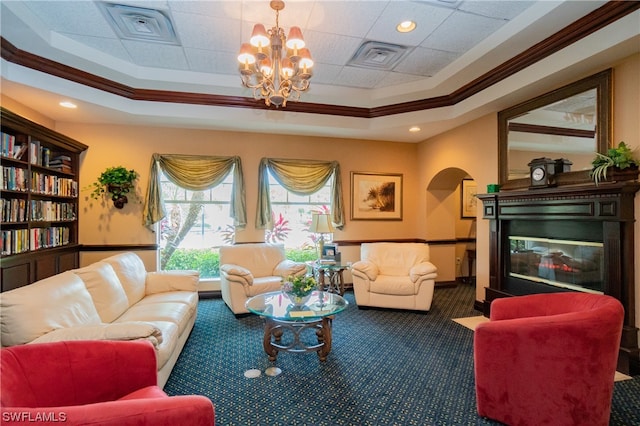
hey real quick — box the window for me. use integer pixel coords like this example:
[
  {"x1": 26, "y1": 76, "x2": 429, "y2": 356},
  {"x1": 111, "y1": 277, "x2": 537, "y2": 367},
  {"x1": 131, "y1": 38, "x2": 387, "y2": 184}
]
[
  {"x1": 159, "y1": 171, "x2": 234, "y2": 278},
  {"x1": 266, "y1": 172, "x2": 332, "y2": 255}
]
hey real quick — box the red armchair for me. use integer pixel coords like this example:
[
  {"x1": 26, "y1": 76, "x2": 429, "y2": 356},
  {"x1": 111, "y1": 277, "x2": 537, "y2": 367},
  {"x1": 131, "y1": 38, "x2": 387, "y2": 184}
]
[
  {"x1": 1, "y1": 340, "x2": 214, "y2": 426},
  {"x1": 474, "y1": 292, "x2": 624, "y2": 426}
]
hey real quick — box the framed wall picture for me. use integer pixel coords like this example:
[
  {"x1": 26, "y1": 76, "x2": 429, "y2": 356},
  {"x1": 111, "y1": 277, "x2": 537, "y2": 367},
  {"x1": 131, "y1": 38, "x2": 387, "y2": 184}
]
[
  {"x1": 351, "y1": 172, "x2": 403, "y2": 220},
  {"x1": 461, "y1": 178, "x2": 478, "y2": 219}
]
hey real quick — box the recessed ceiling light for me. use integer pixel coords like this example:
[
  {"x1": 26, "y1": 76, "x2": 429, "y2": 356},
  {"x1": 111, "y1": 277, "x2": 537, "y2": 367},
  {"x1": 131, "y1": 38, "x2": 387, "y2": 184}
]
[
  {"x1": 59, "y1": 101, "x2": 77, "y2": 109},
  {"x1": 409, "y1": 126, "x2": 421, "y2": 132},
  {"x1": 396, "y1": 21, "x2": 416, "y2": 33}
]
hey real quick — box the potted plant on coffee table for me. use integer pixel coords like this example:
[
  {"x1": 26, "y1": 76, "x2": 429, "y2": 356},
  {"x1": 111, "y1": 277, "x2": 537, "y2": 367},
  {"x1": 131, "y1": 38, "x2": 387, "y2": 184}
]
[
  {"x1": 590, "y1": 141, "x2": 639, "y2": 186},
  {"x1": 281, "y1": 274, "x2": 317, "y2": 307},
  {"x1": 89, "y1": 166, "x2": 138, "y2": 208}
]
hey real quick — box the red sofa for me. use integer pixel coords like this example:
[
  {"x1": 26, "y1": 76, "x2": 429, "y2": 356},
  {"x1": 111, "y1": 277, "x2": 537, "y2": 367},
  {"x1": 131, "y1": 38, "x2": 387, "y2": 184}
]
[
  {"x1": 1, "y1": 340, "x2": 214, "y2": 425},
  {"x1": 474, "y1": 292, "x2": 624, "y2": 426}
]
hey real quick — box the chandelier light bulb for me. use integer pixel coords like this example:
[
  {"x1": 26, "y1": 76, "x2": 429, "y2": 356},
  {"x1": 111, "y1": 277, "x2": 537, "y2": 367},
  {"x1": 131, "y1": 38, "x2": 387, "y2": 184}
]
[
  {"x1": 250, "y1": 24, "x2": 270, "y2": 48},
  {"x1": 281, "y1": 57, "x2": 294, "y2": 78},
  {"x1": 237, "y1": 43, "x2": 256, "y2": 67},
  {"x1": 285, "y1": 26, "x2": 305, "y2": 50},
  {"x1": 260, "y1": 57, "x2": 273, "y2": 77},
  {"x1": 298, "y1": 48, "x2": 314, "y2": 73}
]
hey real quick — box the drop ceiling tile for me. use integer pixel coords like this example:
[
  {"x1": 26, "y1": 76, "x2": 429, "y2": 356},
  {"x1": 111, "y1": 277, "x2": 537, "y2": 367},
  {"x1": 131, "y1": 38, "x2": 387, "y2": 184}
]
[
  {"x1": 303, "y1": 31, "x2": 364, "y2": 66},
  {"x1": 421, "y1": 11, "x2": 508, "y2": 53},
  {"x1": 172, "y1": 11, "x2": 241, "y2": 52},
  {"x1": 307, "y1": 62, "x2": 343, "y2": 86},
  {"x1": 64, "y1": 34, "x2": 132, "y2": 62},
  {"x1": 121, "y1": 40, "x2": 189, "y2": 70},
  {"x1": 241, "y1": 1, "x2": 315, "y2": 33},
  {"x1": 307, "y1": 1, "x2": 388, "y2": 38},
  {"x1": 272, "y1": 1, "x2": 316, "y2": 30},
  {"x1": 393, "y1": 46, "x2": 460, "y2": 76},
  {"x1": 107, "y1": 2, "x2": 169, "y2": 11},
  {"x1": 185, "y1": 48, "x2": 238, "y2": 75},
  {"x1": 365, "y1": 2, "x2": 453, "y2": 46},
  {"x1": 375, "y1": 71, "x2": 426, "y2": 88},
  {"x1": 334, "y1": 66, "x2": 388, "y2": 89},
  {"x1": 24, "y1": 1, "x2": 115, "y2": 38},
  {"x1": 169, "y1": 1, "x2": 242, "y2": 20},
  {"x1": 458, "y1": 1, "x2": 535, "y2": 20}
]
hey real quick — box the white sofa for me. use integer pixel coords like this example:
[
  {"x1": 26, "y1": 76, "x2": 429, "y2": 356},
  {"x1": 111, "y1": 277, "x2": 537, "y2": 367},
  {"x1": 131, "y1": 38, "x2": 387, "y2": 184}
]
[
  {"x1": 219, "y1": 243, "x2": 306, "y2": 315},
  {"x1": 0, "y1": 252, "x2": 198, "y2": 389},
  {"x1": 351, "y1": 243, "x2": 438, "y2": 312}
]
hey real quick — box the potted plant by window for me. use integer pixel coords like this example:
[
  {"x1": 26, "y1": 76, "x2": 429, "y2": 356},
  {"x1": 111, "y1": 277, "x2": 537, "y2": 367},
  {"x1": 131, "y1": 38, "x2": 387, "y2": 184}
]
[
  {"x1": 89, "y1": 166, "x2": 138, "y2": 208},
  {"x1": 590, "y1": 141, "x2": 639, "y2": 186}
]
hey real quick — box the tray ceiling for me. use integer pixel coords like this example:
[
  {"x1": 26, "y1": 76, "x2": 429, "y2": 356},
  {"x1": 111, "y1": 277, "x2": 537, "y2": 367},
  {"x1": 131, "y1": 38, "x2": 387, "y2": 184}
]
[{"x1": 1, "y1": 1, "x2": 638, "y2": 142}]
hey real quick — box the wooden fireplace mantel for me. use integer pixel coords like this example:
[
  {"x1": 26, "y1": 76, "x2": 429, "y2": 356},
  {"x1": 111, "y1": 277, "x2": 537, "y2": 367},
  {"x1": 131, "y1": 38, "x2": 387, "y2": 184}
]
[{"x1": 478, "y1": 181, "x2": 640, "y2": 374}]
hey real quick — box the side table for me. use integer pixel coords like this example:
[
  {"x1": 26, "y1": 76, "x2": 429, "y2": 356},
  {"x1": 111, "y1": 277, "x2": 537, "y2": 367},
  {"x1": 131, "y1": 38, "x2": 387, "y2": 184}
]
[{"x1": 311, "y1": 262, "x2": 350, "y2": 295}]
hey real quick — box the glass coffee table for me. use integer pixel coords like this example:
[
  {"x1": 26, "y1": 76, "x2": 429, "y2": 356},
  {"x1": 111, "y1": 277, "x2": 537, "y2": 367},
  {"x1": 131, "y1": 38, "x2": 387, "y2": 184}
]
[{"x1": 245, "y1": 290, "x2": 348, "y2": 362}]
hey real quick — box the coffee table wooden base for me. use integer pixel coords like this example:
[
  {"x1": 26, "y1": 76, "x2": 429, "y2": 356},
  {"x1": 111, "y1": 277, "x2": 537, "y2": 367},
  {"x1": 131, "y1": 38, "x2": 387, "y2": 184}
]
[{"x1": 263, "y1": 317, "x2": 333, "y2": 361}]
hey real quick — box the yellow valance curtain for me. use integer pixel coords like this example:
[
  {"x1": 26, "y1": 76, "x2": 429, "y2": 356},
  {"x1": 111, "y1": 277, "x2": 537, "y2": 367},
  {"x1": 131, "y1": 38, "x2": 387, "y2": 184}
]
[
  {"x1": 256, "y1": 158, "x2": 344, "y2": 230},
  {"x1": 143, "y1": 154, "x2": 246, "y2": 229}
]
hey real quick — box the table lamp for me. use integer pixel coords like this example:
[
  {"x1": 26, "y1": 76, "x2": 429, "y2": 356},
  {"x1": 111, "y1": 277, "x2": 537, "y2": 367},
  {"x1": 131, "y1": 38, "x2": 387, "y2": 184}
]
[{"x1": 309, "y1": 213, "x2": 334, "y2": 259}]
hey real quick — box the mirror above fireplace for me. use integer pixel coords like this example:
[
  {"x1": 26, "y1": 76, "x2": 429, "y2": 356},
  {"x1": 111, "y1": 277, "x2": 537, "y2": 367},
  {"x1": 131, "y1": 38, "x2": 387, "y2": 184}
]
[{"x1": 498, "y1": 69, "x2": 612, "y2": 190}]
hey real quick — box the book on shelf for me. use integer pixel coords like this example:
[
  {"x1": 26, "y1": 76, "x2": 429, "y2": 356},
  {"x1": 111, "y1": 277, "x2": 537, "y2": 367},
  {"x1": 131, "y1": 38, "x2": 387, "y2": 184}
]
[
  {"x1": 49, "y1": 164, "x2": 73, "y2": 173},
  {"x1": 1, "y1": 132, "x2": 16, "y2": 157},
  {"x1": 1, "y1": 166, "x2": 28, "y2": 191},
  {"x1": 42, "y1": 147, "x2": 51, "y2": 167},
  {"x1": 29, "y1": 140, "x2": 40, "y2": 165},
  {"x1": 13, "y1": 144, "x2": 28, "y2": 160},
  {"x1": 49, "y1": 154, "x2": 73, "y2": 172},
  {"x1": 48, "y1": 158, "x2": 72, "y2": 166},
  {"x1": 50, "y1": 168, "x2": 73, "y2": 174},
  {"x1": 27, "y1": 142, "x2": 55, "y2": 167},
  {"x1": 50, "y1": 154, "x2": 72, "y2": 162}
]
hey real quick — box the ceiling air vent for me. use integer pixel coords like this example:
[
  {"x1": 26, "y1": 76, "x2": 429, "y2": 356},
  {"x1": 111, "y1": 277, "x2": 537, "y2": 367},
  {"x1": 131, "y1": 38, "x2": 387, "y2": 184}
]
[
  {"x1": 99, "y1": 2, "x2": 179, "y2": 45},
  {"x1": 348, "y1": 41, "x2": 410, "y2": 71}
]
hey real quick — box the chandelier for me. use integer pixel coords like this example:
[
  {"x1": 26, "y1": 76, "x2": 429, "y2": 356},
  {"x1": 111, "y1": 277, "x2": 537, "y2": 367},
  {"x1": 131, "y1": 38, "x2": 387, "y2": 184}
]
[{"x1": 237, "y1": 0, "x2": 313, "y2": 107}]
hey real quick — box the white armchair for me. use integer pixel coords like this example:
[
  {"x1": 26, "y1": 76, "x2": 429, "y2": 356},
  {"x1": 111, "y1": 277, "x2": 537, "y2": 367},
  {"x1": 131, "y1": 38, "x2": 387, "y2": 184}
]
[
  {"x1": 351, "y1": 243, "x2": 438, "y2": 311},
  {"x1": 219, "y1": 243, "x2": 306, "y2": 315}
]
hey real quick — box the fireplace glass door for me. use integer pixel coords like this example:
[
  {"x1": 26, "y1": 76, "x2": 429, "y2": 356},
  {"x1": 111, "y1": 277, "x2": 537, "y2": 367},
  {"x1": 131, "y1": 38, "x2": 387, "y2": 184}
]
[{"x1": 509, "y1": 236, "x2": 604, "y2": 294}]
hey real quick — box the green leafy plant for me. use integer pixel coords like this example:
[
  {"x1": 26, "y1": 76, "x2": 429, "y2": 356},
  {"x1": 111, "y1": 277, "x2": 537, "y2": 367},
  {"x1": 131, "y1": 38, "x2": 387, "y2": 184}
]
[
  {"x1": 163, "y1": 248, "x2": 220, "y2": 278},
  {"x1": 590, "y1": 141, "x2": 638, "y2": 185},
  {"x1": 89, "y1": 166, "x2": 138, "y2": 208},
  {"x1": 285, "y1": 247, "x2": 317, "y2": 263}
]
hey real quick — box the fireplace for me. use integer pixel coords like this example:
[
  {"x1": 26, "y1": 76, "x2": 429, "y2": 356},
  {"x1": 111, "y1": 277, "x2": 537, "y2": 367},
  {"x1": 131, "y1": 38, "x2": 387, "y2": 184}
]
[{"x1": 478, "y1": 182, "x2": 640, "y2": 374}]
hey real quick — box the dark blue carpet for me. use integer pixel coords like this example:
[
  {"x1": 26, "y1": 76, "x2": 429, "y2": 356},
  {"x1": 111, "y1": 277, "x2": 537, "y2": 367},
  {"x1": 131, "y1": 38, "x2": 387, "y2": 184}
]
[{"x1": 165, "y1": 285, "x2": 640, "y2": 425}]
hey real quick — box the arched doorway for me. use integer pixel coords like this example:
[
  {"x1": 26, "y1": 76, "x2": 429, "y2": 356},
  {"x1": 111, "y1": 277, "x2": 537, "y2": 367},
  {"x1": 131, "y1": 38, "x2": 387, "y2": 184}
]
[{"x1": 425, "y1": 167, "x2": 476, "y2": 285}]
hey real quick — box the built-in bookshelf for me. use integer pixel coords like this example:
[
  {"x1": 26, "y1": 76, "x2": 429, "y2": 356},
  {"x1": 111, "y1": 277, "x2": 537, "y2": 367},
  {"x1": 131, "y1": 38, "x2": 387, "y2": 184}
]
[{"x1": 0, "y1": 107, "x2": 88, "y2": 292}]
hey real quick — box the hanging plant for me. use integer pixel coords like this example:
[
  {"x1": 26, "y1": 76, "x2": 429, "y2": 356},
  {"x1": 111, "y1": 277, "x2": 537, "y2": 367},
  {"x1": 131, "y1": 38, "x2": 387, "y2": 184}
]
[{"x1": 89, "y1": 166, "x2": 138, "y2": 208}]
